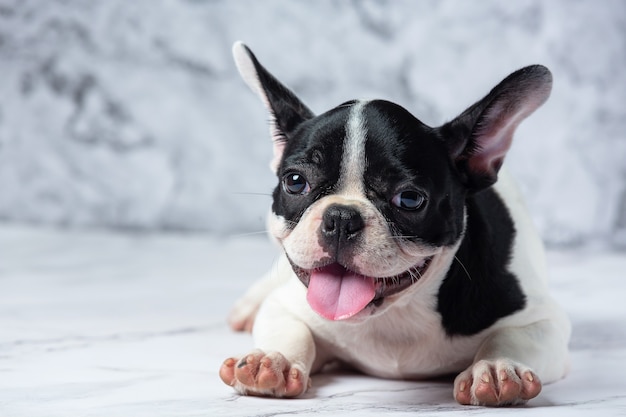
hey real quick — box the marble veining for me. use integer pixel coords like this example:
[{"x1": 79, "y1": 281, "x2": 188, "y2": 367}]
[
  {"x1": 1, "y1": 225, "x2": 625, "y2": 416},
  {"x1": 0, "y1": 1, "x2": 624, "y2": 246}
]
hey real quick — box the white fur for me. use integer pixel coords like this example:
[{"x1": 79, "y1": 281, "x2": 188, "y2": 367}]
[
  {"x1": 271, "y1": 192, "x2": 436, "y2": 279},
  {"x1": 338, "y1": 101, "x2": 368, "y2": 197},
  {"x1": 232, "y1": 42, "x2": 286, "y2": 173},
  {"x1": 228, "y1": 169, "x2": 571, "y2": 403}
]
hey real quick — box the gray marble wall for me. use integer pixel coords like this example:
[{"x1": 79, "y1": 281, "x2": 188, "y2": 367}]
[{"x1": 0, "y1": 0, "x2": 624, "y2": 247}]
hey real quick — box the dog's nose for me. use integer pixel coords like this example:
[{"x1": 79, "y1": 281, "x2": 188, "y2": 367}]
[{"x1": 321, "y1": 204, "x2": 365, "y2": 244}]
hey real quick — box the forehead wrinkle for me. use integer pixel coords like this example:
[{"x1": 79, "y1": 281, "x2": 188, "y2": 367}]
[{"x1": 338, "y1": 100, "x2": 369, "y2": 197}]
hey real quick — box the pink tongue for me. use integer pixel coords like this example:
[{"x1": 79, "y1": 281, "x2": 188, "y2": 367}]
[{"x1": 306, "y1": 264, "x2": 376, "y2": 321}]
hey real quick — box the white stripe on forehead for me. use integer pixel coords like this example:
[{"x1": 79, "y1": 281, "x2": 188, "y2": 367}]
[{"x1": 338, "y1": 100, "x2": 369, "y2": 196}]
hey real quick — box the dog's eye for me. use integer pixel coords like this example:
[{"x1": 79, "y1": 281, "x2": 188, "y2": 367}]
[
  {"x1": 392, "y1": 190, "x2": 426, "y2": 211},
  {"x1": 282, "y1": 173, "x2": 311, "y2": 195}
]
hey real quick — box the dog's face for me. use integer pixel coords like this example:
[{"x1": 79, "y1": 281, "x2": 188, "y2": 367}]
[
  {"x1": 233, "y1": 42, "x2": 552, "y2": 322},
  {"x1": 268, "y1": 100, "x2": 467, "y2": 320}
]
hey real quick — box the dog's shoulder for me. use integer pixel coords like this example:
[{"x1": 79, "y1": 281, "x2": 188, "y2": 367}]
[{"x1": 436, "y1": 169, "x2": 547, "y2": 336}]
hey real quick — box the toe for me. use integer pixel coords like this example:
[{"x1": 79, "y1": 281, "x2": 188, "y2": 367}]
[
  {"x1": 520, "y1": 371, "x2": 542, "y2": 400},
  {"x1": 497, "y1": 369, "x2": 522, "y2": 404},
  {"x1": 454, "y1": 377, "x2": 473, "y2": 405},
  {"x1": 284, "y1": 368, "x2": 307, "y2": 397},
  {"x1": 473, "y1": 371, "x2": 498, "y2": 405},
  {"x1": 257, "y1": 357, "x2": 285, "y2": 391},
  {"x1": 219, "y1": 357, "x2": 237, "y2": 386},
  {"x1": 234, "y1": 353, "x2": 262, "y2": 386}
]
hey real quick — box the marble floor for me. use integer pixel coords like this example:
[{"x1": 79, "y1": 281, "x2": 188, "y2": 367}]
[{"x1": 1, "y1": 224, "x2": 625, "y2": 416}]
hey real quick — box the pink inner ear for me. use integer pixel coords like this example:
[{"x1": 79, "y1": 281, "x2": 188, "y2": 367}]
[
  {"x1": 469, "y1": 95, "x2": 544, "y2": 177},
  {"x1": 468, "y1": 115, "x2": 517, "y2": 176}
]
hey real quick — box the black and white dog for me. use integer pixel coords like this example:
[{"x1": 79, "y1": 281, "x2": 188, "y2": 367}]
[{"x1": 220, "y1": 42, "x2": 570, "y2": 406}]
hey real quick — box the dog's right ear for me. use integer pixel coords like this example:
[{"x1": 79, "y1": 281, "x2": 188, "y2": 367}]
[{"x1": 232, "y1": 42, "x2": 315, "y2": 173}]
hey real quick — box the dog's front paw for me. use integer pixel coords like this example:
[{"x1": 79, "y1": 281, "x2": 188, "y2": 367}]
[
  {"x1": 219, "y1": 350, "x2": 310, "y2": 398},
  {"x1": 454, "y1": 359, "x2": 542, "y2": 406}
]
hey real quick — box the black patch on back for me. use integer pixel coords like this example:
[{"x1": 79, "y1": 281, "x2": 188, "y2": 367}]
[{"x1": 437, "y1": 188, "x2": 526, "y2": 336}]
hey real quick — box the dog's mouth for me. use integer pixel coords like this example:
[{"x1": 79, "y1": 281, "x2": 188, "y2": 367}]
[{"x1": 290, "y1": 257, "x2": 433, "y2": 321}]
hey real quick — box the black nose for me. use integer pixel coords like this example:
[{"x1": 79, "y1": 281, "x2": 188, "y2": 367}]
[{"x1": 321, "y1": 204, "x2": 365, "y2": 245}]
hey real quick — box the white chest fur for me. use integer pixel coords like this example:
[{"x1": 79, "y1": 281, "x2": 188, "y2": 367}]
[
  {"x1": 253, "y1": 170, "x2": 559, "y2": 380},
  {"x1": 263, "y1": 271, "x2": 485, "y2": 379}
]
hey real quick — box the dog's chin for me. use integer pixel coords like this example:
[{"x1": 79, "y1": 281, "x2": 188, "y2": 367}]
[{"x1": 289, "y1": 256, "x2": 434, "y2": 320}]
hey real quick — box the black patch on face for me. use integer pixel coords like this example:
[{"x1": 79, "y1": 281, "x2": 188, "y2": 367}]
[
  {"x1": 436, "y1": 188, "x2": 526, "y2": 336},
  {"x1": 355, "y1": 101, "x2": 525, "y2": 335},
  {"x1": 271, "y1": 104, "x2": 352, "y2": 226},
  {"x1": 362, "y1": 101, "x2": 466, "y2": 248}
]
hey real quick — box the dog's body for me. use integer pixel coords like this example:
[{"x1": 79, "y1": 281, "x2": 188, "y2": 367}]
[{"x1": 220, "y1": 42, "x2": 570, "y2": 406}]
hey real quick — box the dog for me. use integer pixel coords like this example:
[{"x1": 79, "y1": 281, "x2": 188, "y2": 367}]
[{"x1": 220, "y1": 42, "x2": 571, "y2": 406}]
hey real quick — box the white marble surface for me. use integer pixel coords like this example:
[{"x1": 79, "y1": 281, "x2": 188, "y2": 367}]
[{"x1": 1, "y1": 224, "x2": 626, "y2": 416}]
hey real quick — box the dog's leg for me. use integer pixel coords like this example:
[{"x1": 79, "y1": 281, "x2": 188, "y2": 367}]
[
  {"x1": 454, "y1": 312, "x2": 570, "y2": 406},
  {"x1": 228, "y1": 255, "x2": 292, "y2": 332},
  {"x1": 221, "y1": 286, "x2": 320, "y2": 397}
]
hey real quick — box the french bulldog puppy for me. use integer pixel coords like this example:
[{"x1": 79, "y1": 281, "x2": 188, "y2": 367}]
[{"x1": 220, "y1": 42, "x2": 570, "y2": 406}]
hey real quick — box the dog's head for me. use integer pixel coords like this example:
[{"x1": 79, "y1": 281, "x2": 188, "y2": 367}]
[{"x1": 233, "y1": 42, "x2": 551, "y2": 322}]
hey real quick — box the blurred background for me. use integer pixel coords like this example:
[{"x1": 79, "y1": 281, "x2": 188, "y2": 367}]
[{"x1": 0, "y1": 0, "x2": 624, "y2": 249}]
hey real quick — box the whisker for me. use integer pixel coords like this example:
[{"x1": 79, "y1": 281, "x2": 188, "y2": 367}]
[
  {"x1": 282, "y1": 219, "x2": 298, "y2": 228},
  {"x1": 231, "y1": 192, "x2": 273, "y2": 197},
  {"x1": 381, "y1": 223, "x2": 421, "y2": 241},
  {"x1": 229, "y1": 230, "x2": 270, "y2": 238},
  {"x1": 454, "y1": 255, "x2": 472, "y2": 282},
  {"x1": 411, "y1": 265, "x2": 424, "y2": 282},
  {"x1": 388, "y1": 235, "x2": 421, "y2": 240}
]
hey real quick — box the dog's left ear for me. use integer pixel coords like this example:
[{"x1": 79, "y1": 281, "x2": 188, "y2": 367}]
[
  {"x1": 232, "y1": 42, "x2": 315, "y2": 173},
  {"x1": 440, "y1": 65, "x2": 552, "y2": 191}
]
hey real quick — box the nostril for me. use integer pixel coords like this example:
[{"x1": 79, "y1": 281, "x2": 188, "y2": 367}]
[
  {"x1": 322, "y1": 214, "x2": 337, "y2": 235},
  {"x1": 345, "y1": 213, "x2": 365, "y2": 236},
  {"x1": 321, "y1": 204, "x2": 364, "y2": 239}
]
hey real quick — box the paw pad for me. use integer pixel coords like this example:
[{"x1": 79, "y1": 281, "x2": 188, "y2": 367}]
[
  {"x1": 220, "y1": 350, "x2": 309, "y2": 398},
  {"x1": 454, "y1": 359, "x2": 542, "y2": 406}
]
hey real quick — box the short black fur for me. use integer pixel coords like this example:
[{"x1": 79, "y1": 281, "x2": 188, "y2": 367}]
[
  {"x1": 243, "y1": 44, "x2": 315, "y2": 139},
  {"x1": 271, "y1": 106, "x2": 351, "y2": 226},
  {"x1": 362, "y1": 101, "x2": 466, "y2": 248},
  {"x1": 437, "y1": 188, "x2": 526, "y2": 336}
]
